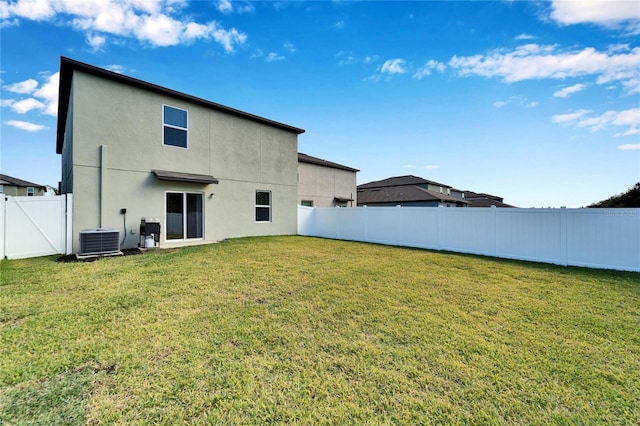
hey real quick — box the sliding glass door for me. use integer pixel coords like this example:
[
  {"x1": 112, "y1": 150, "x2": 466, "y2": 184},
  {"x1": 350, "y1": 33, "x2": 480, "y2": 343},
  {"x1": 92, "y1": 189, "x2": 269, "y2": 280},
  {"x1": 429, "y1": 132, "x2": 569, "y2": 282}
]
[{"x1": 166, "y1": 192, "x2": 203, "y2": 240}]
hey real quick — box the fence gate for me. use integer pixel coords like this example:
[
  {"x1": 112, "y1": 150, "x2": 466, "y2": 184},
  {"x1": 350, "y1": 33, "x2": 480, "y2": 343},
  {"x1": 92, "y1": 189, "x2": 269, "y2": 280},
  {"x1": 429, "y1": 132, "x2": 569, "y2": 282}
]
[{"x1": 1, "y1": 194, "x2": 72, "y2": 259}]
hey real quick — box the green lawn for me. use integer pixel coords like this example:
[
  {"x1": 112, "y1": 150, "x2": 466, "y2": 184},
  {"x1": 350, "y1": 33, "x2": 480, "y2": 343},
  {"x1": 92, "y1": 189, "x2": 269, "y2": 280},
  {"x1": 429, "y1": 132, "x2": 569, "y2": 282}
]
[{"x1": 1, "y1": 236, "x2": 639, "y2": 424}]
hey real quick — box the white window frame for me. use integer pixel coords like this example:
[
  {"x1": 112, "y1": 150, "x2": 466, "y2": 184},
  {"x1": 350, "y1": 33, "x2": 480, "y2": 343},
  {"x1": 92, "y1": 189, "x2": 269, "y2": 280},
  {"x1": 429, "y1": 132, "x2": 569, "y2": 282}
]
[
  {"x1": 0, "y1": 185, "x2": 4, "y2": 193},
  {"x1": 27, "y1": 187, "x2": 34, "y2": 196},
  {"x1": 256, "y1": 190, "x2": 272, "y2": 223},
  {"x1": 162, "y1": 104, "x2": 188, "y2": 149},
  {"x1": 165, "y1": 191, "x2": 204, "y2": 241}
]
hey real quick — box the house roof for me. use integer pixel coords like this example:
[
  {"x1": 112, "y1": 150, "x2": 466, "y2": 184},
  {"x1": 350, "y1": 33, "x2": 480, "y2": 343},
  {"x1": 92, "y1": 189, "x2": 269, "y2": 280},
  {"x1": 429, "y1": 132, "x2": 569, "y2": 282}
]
[
  {"x1": 152, "y1": 169, "x2": 219, "y2": 185},
  {"x1": 298, "y1": 153, "x2": 359, "y2": 172},
  {"x1": 463, "y1": 190, "x2": 504, "y2": 202},
  {"x1": 0, "y1": 174, "x2": 45, "y2": 188},
  {"x1": 358, "y1": 175, "x2": 451, "y2": 189},
  {"x1": 466, "y1": 198, "x2": 515, "y2": 208},
  {"x1": 357, "y1": 185, "x2": 468, "y2": 205},
  {"x1": 56, "y1": 57, "x2": 305, "y2": 154}
]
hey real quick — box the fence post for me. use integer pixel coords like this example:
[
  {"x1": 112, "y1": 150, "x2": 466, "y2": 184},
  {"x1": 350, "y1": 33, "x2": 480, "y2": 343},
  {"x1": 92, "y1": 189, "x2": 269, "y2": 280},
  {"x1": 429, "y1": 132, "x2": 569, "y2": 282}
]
[
  {"x1": 66, "y1": 194, "x2": 73, "y2": 254},
  {"x1": 396, "y1": 205, "x2": 402, "y2": 246},
  {"x1": 491, "y1": 205, "x2": 497, "y2": 256},
  {"x1": 0, "y1": 196, "x2": 5, "y2": 259},
  {"x1": 438, "y1": 205, "x2": 444, "y2": 251},
  {"x1": 560, "y1": 207, "x2": 568, "y2": 266}
]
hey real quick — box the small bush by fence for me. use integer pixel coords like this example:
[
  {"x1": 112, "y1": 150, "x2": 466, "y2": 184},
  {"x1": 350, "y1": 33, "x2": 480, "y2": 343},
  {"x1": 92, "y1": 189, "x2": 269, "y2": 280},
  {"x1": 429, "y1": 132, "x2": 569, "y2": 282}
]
[{"x1": 298, "y1": 205, "x2": 640, "y2": 272}]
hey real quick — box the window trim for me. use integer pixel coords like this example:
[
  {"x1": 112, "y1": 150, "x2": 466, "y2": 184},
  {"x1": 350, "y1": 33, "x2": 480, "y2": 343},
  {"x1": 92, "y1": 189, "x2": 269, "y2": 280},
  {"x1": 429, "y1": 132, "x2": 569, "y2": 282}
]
[
  {"x1": 255, "y1": 190, "x2": 272, "y2": 223},
  {"x1": 301, "y1": 200, "x2": 314, "y2": 207},
  {"x1": 162, "y1": 104, "x2": 188, "y2": 149},
  {"x1": 165, "y1": 191, "x2": 204, "y2": 241}
]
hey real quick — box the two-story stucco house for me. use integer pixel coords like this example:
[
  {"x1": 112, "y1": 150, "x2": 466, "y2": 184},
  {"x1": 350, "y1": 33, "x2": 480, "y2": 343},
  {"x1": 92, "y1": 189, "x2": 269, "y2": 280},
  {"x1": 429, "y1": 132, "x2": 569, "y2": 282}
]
[
  {"x1": 297, "y1": 153, "x2": 358, "y2": 207},
  {"x1": 56, "y1": 57, "x2": 304, "y2": 252}
]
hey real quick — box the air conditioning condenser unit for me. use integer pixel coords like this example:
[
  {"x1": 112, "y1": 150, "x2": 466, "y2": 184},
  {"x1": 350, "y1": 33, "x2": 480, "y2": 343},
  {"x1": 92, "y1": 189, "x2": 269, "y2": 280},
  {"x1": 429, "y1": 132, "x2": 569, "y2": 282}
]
[{"x1": 79, "y1": 228, "x2": 121, "y2": 256}]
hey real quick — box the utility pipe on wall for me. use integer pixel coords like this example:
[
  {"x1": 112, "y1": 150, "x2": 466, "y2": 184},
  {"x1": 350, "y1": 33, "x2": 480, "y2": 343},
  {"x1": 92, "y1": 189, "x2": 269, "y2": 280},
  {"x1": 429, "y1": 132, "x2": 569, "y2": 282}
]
[{"x1": 100, "y1": 144, "x2": 108, "y2": 228}]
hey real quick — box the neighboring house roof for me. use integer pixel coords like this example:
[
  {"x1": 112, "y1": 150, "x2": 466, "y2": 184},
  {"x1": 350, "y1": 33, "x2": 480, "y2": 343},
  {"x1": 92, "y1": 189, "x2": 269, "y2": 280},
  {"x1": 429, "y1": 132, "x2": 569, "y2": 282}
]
[
  {"x1": 462, "y1": 190, "x2": 515, "y2": 207},
  {"x1": 466, "y1": 198, "x2": 515, "y2": 208},
  {"x1": 0, "y1": 174, "x2": 45, "y2": 188},
  {"x1": 358, "y1": 175, "x2": 451, "y2": 189},
  {"x1": 56, "y1": 57, "x2": 305, "y2": 154},
  {"x1": 463, "y1": 190, "x2": 504, "y2": 202},
  {"x1": 298, "y1": 153, "x2": 359, "y2": 172},
  {"x1": 357, "y1": 185, "x2": 469, "y2": 205}
]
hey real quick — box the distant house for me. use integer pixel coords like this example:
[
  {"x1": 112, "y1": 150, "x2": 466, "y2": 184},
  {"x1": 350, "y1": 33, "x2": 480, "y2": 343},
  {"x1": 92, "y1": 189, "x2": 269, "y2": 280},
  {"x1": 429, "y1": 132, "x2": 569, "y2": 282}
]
[
  {"x1": 298, "y1": 153, "x2": 359, "y2": 207},
  {"x1": 56, "y1": 57, "x2": 304, "y2": 252},
  {"x1": 357, "y1": 175, "x2": 469, "y2": 207},
  {"x1": 463, "y1": 191, "x2": 515, "y2": 208},
  {"x1": 0, "y1": 174, "x2": 47, "y2": 196}
]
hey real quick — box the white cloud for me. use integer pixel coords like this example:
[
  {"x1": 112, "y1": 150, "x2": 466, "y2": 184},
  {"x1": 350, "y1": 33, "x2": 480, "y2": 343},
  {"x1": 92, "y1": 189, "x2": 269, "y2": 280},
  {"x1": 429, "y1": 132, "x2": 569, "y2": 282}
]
[
  {"x1": 336, "y1": 51, "x2": 378, "y2": 66},
  {"x1": 550, "y1": 0, "x2": 640, "y2": 30},
  {"x1": 618, "y1": 143, "x2": 640, "y2": 150},
  {"x1": 553, "y1": 107, "x2": 639, "y2": 135},
  {"x1": 4, "y1": 78, "x2": 38, "y2": 94},
  {"x1": 448, "y1": 44, "x2": 640, "y2": 95},
  {"x1": 265, "y1": 52, "x2": 285, "y2": 62},
  {"x1": 1, "y1": 72, "x2": 59, "y2": 116},
  {"x1": 380, "y1": 58, "x2": 407, "y2": 75},
  {"x1": 5, "y1": 120, "x2": 46, "y2": 132},
  {"x1": 216, "y1": 0, "x2": 233, "y2": 14},
  {"x1": 553, "y1": 83, "x2": 587, "y2": 98},
  {"x1": 515, "y1": 33, "x2": 535, "y2": 40},
  {"x1": 493, "y1": 96, "x2": 538, "y2": 109},
  {"x1": 334, "y1": 20, "x2": 345, "y2": 29},
  {"x1": 8, "y1": 97, "x2": 45, "y2": 114},
  {"x1": 424, "y1": 165, "x2": 440, "y2": 170},
  {"x1": 283, "y1": 42, "x2": 296, "y2": 53},
  {"x1": 1, "y1": 0, "x2": 247, "y2": 52},
  {"x1": 552, "y1": 109, "x2": 591, "y2": 123},
  {"x1": 215, "y1": 0, "x2": 253, "y2": 14},
  {"x1": 413, "y1": 60, "x2": 445, "y2": 80},
  {"x1": 33, "y1": 72, "x2": 59, "y2": 116}
]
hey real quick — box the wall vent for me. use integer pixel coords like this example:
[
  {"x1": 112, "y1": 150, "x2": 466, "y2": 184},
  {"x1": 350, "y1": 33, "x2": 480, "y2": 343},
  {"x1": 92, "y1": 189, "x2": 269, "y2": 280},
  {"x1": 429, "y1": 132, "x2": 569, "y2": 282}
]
[{"x1": 79, "y1": 229, "x2": 120, "y2": 256}]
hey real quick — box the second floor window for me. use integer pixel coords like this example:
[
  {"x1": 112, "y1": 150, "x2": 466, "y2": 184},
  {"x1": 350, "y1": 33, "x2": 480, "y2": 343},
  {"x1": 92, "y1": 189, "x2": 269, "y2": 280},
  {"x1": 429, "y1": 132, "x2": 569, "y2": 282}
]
[
  {"x1": 163, "y1": 105, "x2": 188, "y2": 148},
  {"x1": 27, "y1": 187, "x2": 34, "y2": 196}
]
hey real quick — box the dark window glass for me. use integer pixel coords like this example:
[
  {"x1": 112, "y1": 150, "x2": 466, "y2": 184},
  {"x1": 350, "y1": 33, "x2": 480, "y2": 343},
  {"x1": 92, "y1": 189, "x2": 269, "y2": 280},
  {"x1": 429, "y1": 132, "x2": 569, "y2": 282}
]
[
  {"x1": 164, "y1": 105, "x2": 187, "y2": 128},
  {"x1": 166, "y1": 193, "x2": 184, "y2": 240},
  {"x1": 186, "y1": 193, "x2": 203, "y2": 238},
  {"x1": 164, "y1": 127, "x2": 187, "y2": 148}
]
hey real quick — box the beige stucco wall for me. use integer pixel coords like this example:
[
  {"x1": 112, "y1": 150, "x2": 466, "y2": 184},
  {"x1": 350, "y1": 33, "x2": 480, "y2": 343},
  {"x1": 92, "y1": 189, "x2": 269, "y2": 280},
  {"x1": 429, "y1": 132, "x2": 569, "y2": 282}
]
[
  {"x1": 297, "y1": 161, "x2": 357, "y2": 207},
  {"x1": 63, "y1": 71, "x2": 299, "y2": 251}
]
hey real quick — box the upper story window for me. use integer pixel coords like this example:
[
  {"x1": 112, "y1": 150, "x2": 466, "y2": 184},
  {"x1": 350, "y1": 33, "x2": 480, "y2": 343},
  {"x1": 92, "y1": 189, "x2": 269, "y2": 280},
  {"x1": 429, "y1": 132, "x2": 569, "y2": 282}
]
[
  {"x1": 0, "y1": 185, "x2": 3, "y2": 193},
  {"x1": 163, "y1": 105, "x2": 188, "y2": 148},
  {"x1": 27, "y1": 187, "x2": 34, "y2": 196}
]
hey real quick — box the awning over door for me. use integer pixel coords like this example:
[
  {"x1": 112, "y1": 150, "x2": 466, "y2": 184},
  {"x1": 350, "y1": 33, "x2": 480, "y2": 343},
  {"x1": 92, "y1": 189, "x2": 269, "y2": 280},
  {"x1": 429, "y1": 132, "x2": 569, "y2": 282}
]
[{"x1": 152, "y1": 169, "x2": 219, "y2": 184}]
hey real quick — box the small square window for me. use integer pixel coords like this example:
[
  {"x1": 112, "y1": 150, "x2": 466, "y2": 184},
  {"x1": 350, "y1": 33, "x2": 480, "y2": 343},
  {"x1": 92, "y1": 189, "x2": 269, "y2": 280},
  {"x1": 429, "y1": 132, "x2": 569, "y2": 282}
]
[
  {"x1": 27, "y1": 187, "x2": 34, "y2": 196},
  {"x1": 163, "y1": 105, "x2": 188, "y2": 148}
]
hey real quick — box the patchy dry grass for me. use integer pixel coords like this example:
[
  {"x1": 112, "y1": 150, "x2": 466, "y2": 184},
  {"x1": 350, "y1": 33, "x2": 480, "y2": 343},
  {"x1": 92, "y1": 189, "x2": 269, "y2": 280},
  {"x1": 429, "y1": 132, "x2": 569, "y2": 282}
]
[{"x1": 1, "y1": 236, "x2": 639, "y2": 424}]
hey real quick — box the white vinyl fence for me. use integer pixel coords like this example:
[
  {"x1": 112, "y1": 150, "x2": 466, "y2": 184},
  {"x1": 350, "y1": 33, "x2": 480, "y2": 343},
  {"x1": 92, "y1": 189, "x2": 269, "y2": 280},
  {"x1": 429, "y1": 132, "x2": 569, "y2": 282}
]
[
  {"x1": 0, "y1": 195, "x2": 73, "y2": 259},
  {"x1": 298, "y1": 206, "x2": 640, "y2": 272}
]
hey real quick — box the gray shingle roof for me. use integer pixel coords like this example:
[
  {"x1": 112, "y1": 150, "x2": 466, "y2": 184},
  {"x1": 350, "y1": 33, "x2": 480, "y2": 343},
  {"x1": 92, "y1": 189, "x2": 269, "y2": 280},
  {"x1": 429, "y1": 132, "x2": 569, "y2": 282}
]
[
  {"x1": 358, "y1": 175, "x2": 451, "y2": 189},
  {"x1": 357, "y1": 185, "x2": 468, "y2": 205},
  {"x1": 0, "y1": 174, "x2": 45, "y2": 188}
]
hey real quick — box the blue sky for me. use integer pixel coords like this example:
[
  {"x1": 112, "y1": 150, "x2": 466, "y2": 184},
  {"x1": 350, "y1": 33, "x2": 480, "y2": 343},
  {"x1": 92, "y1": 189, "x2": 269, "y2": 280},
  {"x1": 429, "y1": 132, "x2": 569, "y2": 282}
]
[{"x1": 1, "y1": 0, "x2": 639, "y2": 207}]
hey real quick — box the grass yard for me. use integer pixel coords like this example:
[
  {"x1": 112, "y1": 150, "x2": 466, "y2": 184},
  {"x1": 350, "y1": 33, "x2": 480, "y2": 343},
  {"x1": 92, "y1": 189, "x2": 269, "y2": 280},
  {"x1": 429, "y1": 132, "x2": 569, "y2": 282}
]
[{"x1": 1, "y1": 236, "x2": 639, "y2": 424}]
